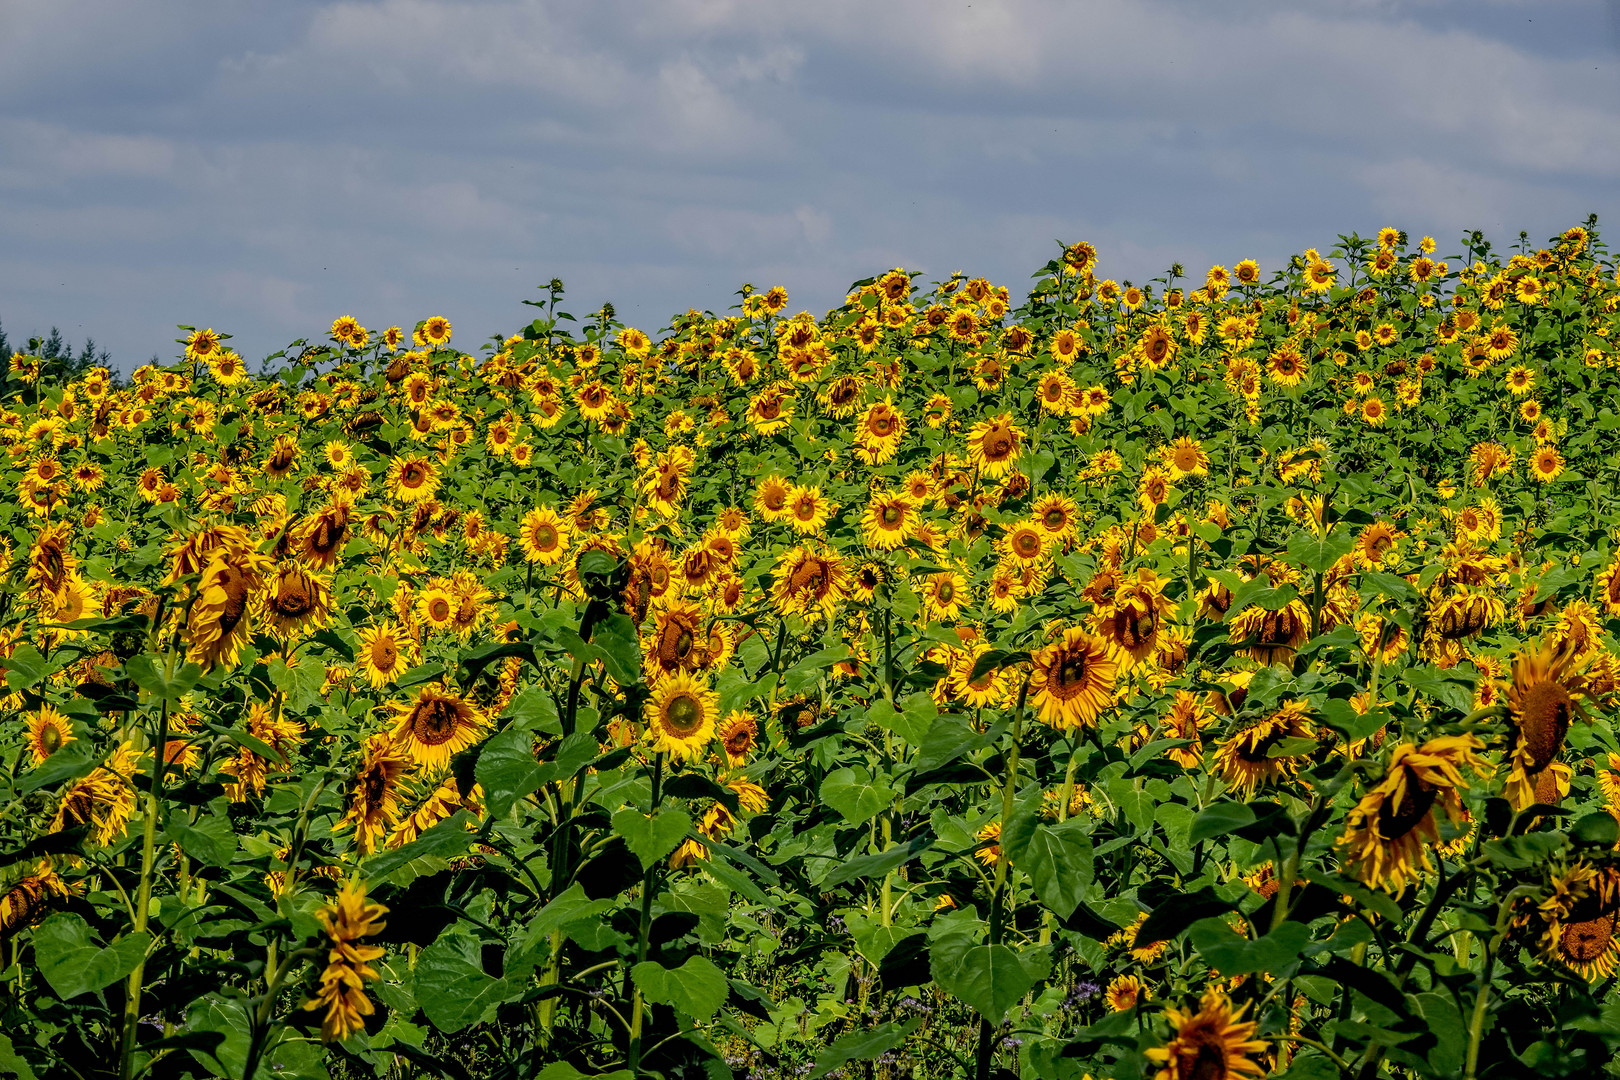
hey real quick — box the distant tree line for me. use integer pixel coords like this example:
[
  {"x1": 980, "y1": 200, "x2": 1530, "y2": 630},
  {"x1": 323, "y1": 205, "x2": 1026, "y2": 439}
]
[{"x1": 0, "y1": 315, "x2": 128, "y2": 388}]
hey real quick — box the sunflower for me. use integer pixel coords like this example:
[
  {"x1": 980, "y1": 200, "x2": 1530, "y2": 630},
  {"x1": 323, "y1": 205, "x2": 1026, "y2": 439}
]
[
  {"x1": 1106, "y1": 974, "x2": 1148, "y2": 1012},
  {"x1": 1156, "y1": 691, "x2": 1208, "y2": 769},
  {"x1": 860, "y1": 492, "x2": 916, "y2": 551},
  {"x1": 785, "y1": 485, "x2": 831, "y2": 534},
  {"x1": 645, "y1": 673, "x2": 718, "y2": 761},
  {"x1": 389, "y1": 685, "x2": 487, "y2": 770},
  {"x1": 1504, "y1": 637, "x2": 1588, "y2": 810},
  {"x1": 1226, "y1": 598, "x2": 1312, "y2": 666},
  {"x1": 922, "y1": 570, "x2": 968, "y2": 622},
  {"x1": 387, "y1": 455, "x2": 440, "y2": 504},
  {"x1": 420, "y1": 315, "x2": 452, "y2": 346},
  {"x1": 1354, "y1": 520, "x2": 1402, "y2": 568},
  {"x1": 1338, "y1": 735, "x2": 1487, "y2": 895},
  {"x1": 186, "y1": 548, "x2": 271, "y2": 669},
  {"x1": 27, "y1": 522, "x2": 76, "y2": 600},
  {"x1": 357, "y1": 623, "x2": 414, "y2": 689},
  {"x1": 0, "y1": 862, "x2": 74, "y2": 936},
  {"x1": 1529, "y1": 444, "x2": 1564, "y2": 483},
  {"x1": 1002, "y1": 521, "x2": 1048, "y2": 567},
  {"x1": 1096, "y1": 569, "x2": 1172, "y2": 667},
  {"x1": 1213, "y1": 700, "x2": 1313, "y2": 798},
  {"x1": 260, "y1": 563, "x2": 333, "y2": 640},
  {"x1": 1162, "y1": 437, "x2": 1209, "y2": 480},
  {"x1": 771, "y1": 546, "x2": 848, "y2": 621},
  {"x1": 298, "y1": 501, "x2": 353, "y2": 570},
  {"x1": 416, "y1": 585, "x2": 457, "y2": 633},
  {"x1": 1261, "y1": 346, "x2": 1304, "y2": 388},
  {"x1": 27, "y1": 706, "x2": 75, "y2": 765},
  {"x1": 754, "y1": 474, "x2": 792, "y2": 524},
  {"x1": 746, "y1": 385, "x2": 794, "y2": 435},
  {"x1": 514, "y1": 506, "x2": 569, "y2": 567},
  {"x1": 1144, "y1": 989, "x2": 1269, "y2": 1080},
  {"x1": 1029, "y1": 627, "x2": 1119, "y2": 730},
  {"x1": 1518, "y1": 863, "x2": 1620, "y2": 981},
  {"x1": 303, "y1": 878, "x2": 389, "y2": 1043},
  {"x1": 965, "y1": 413, "x2": 1023, "y2": 479},
  {"x1": 1030, "y1": 493, "x2": 1078, "y2": 543},
  {"x1": 716, "y1": 711, "x2": 758, "y2": 766},
  {"x1": 972, "y1": 820, "x2": 1004, "y2": 867}
]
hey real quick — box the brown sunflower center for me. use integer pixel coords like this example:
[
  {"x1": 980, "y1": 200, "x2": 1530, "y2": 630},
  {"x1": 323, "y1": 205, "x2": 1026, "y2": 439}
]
[
  {"x1": 1561, "y1": 912, "x2": 1615, "y2": 964},
  {"x1": 407, "y1": 697, "x2": 464, "y2": 745},
  {"x1": 428, "y1": 598, "x2": 451, "y2": 622},
  {"x1": 39, "y1": 724, "x2": 63, "y2": 753},
  {"x1": 370, "y1": 637, "x2": 398, "y2": 669},
  {"x1": 1519, "y1": 682, "x2": 1573, "y2": 769},
  {"x1": 1376, "y1": 779, "x2": 1439, "y2": 840},
  {"x1": 880, "y1": 504, "x2": 903, "y2": 527},
  {"x1": 270, "y1": 579, "x2": 314, "y2": 618}
]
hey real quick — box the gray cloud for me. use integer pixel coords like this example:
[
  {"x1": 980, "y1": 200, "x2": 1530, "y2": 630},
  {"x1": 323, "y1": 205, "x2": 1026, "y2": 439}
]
[{"x1": 1, "y1": 0, "x2": 1614, "y2": 368}]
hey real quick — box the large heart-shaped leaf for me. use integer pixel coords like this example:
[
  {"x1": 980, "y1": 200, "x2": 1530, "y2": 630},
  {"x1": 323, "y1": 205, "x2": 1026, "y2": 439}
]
[{"x1": 33, "y1": 914, "x2": 149, "y2": 999}]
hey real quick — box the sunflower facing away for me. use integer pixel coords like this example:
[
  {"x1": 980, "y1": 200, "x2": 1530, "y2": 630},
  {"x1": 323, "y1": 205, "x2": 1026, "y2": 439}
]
[
  {"x1": 340, "y1": 734, "x2": 413, "y2": 855},
  {"x1": 303, "y1": 878, "x2": 388, "y2": 1042}
]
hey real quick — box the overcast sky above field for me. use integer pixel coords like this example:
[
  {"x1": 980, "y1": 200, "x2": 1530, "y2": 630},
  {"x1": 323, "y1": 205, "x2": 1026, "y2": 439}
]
[{"x1": 2, "y1": 0, "x2": 1618, "y2": 368}]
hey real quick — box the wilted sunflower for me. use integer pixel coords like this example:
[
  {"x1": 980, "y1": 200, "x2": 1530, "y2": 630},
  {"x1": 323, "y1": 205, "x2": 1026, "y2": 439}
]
[
  {"x1": 1338, "y1": 735, "x2": 1487, "y2": 895},
  {"x1": 186, "y1": 548, "x2": 271, "y2": 669},
  {"x1": 340, "y1": 734, "x2": 413, "y2": 854},
  {"x1": 389, "y1": 685, "x2": 487, "y2": 770},
  {"x1": 1226, "y1": 597, "x2": 1312, "y2": 666},
  {"x1": 771, "y1": 546, "x2": 848, "y2": 621},
  {"x1": 1156, "y1": 691, "x2": 1208, "y2": 769},
  {"x1": 1096, "y1": 569, "x2": 1172, "y2": 667},
  {"x1": 645, "y1": 673, "x2": 718, "y2": 761},
  {"x1": 1516, "y1": 862, "x2": 1620, "y2": 982},
  {"x1": 1213, "y1": 700, "x2": 1313, "y2": 798},
  {"x1": 297, "y1": 501, "x2": 353, "y2": 570},
  {"x1": 1029, "y1": 627, "x2": 1120, "y2": 730},
  {"x1": 0, "y1": 861, "x2": 74, "y2": 936},
  {"x1": 1145, "y1": 990, "x2": 1269, "y2": 1080},
  {"x1": 1504, "y1": 637, "x2": 1588, "y2": 810},
  {"x1": 303, "y1": 878, "x2": 388, "y2": 1042}
]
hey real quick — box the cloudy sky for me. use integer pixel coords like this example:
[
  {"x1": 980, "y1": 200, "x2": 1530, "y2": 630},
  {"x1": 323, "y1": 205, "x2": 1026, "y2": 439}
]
[{"x1": 3, "y1": 0, "x2": 1618, "y2": 369}]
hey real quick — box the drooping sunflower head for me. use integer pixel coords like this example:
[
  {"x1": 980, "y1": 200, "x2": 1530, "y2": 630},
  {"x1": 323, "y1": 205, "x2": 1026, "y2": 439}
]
[{"x1": 1508, "y1": 637, "x2": 1589, "y2": 773}]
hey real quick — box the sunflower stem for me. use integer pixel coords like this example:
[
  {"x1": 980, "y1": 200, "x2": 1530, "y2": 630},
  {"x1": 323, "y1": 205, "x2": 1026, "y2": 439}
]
[
  {"x1": 625, "y1": 753, "x2": 665, "y2": 1077},
  {"x1": 118, "y1": 690, "x2": 169, "y2": 1080}
]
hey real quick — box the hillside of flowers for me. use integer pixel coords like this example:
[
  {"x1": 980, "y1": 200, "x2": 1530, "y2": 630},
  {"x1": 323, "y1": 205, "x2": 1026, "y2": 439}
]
[{"x1": 3, "y1": 223, "x2": 1620, "y2": 1080}]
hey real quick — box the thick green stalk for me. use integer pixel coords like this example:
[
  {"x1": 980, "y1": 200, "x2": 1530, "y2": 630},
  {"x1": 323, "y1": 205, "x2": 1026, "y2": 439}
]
[
  {"x1": 974, "y1": 678, "x2": 1028, "y2": 1080},
  {"x1": 625, "y1": 754, "x2": 665, "y2": 1076},
  {"x1": 118, "y1": 695, "x2": 169, "y2": 1080}
]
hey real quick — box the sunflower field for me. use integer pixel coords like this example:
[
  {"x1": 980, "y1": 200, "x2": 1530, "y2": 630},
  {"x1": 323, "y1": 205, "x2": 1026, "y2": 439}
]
[{"x1": 3, "y1": 223, "x2": 1620, "y2": 1080}]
